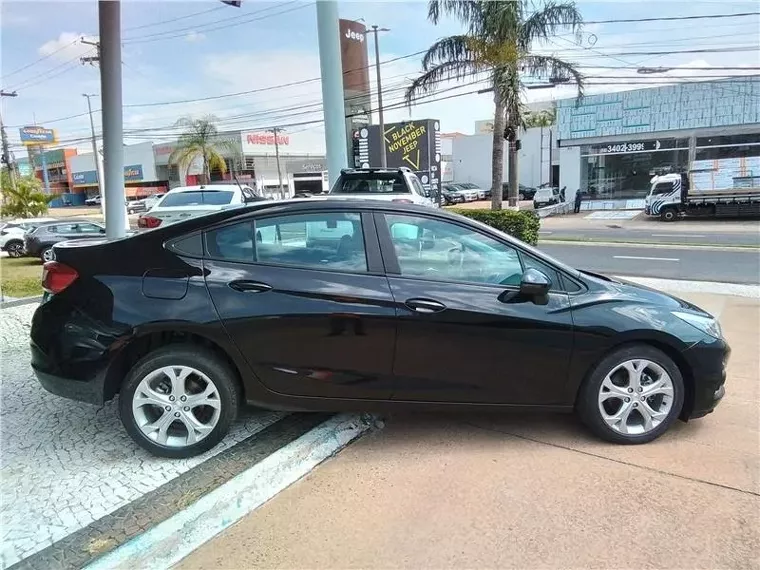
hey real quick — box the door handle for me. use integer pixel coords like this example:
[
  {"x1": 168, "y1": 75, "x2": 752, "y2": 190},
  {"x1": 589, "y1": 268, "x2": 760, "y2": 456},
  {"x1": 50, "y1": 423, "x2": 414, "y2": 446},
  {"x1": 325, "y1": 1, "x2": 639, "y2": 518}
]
[
  {"x1": 405, "y1": 298, "x2": 446, "y2": 314},
  {"x1": 229, "y1": 280, "x2": 272, "y2": 293}
]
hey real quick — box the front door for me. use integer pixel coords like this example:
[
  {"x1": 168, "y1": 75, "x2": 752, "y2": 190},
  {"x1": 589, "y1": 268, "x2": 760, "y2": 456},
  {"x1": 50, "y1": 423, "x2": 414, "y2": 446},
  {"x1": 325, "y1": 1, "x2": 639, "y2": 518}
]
[
  {"x1": 204, "y1": 210, "x2": 396, "y2": 400},
  {"x1": 377, "y1": 212, "x2": 574, "y2": 405}
]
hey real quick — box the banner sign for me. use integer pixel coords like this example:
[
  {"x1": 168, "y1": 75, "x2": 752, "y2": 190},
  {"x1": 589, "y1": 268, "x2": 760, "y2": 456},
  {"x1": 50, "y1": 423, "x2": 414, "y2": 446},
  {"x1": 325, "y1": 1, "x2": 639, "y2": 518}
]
[
  {"x1": 124, "y1": 164, "x2": 144, "y2": 181},
  {"x1": 357, "y1": 119, "x2": 442, "y2": 197},
  {"x1": 73, "y1": 164, "x2": 144, "y2": 186},
  {"x1": 19, "y1": 126, "x2": 57, "y2": 145}
]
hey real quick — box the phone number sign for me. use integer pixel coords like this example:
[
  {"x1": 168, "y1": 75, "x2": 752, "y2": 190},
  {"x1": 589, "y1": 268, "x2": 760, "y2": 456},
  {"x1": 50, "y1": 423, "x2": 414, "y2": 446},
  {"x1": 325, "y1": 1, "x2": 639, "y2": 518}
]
[{"x1": 593, "y1": 139, "x2": 684, "y2": 155}]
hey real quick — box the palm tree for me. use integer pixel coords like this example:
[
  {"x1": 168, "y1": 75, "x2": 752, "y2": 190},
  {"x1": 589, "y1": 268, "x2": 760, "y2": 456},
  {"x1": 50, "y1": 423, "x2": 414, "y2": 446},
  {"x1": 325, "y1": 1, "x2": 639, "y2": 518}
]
[
  {"x1": 0, "y1": 172, "x2": 52, "y2": 218},
  {"x1": 406, "y1": 0, "x2": 584, "y2": 210},
  {"x1": 524, "y1": 107, "x2": 556, "y2": 128},
  {"x1": 169, "y1": 116, "x2": 235, "y2": 185}
]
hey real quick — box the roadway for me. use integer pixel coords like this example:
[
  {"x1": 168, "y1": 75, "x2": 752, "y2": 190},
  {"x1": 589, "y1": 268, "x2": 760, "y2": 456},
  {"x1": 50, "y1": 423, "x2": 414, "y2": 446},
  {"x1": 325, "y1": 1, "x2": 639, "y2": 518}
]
[
  {"x1": 539, "y1": 228, "x2": 760, "y2": 247},
  {"x1": 538, "y1": 242, "x2": 760, "y2": 285}
]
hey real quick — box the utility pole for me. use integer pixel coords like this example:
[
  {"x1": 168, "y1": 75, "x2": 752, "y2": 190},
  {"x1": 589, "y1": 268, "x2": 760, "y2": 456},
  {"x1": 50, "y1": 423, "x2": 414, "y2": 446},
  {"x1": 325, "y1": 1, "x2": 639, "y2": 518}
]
[
  {"x1": 268, "y1": 127, "x2": 285, "y2": 199},
  {"x1": 82, "y1": 94, "x2": 104, "y2": 203},
  {"x1": 316, "y1": 1, "x2": 347, "y2": 188},
  {"x1": 0, "y1": 90, "x2": 18, "y2": 193},
  {"x1": 94, "y1": 2, "x2": 128, "y2": 237},
  {"x1": 368, "y1": 25, "x2": 390, "y2": 168}
]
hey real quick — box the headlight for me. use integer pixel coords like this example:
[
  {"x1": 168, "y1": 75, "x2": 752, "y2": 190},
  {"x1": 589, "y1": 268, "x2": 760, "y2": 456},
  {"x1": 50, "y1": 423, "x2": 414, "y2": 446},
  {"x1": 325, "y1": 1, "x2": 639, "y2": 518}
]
[{"x1": 672, "y1": 311, "x2": 722, "y2": 339}]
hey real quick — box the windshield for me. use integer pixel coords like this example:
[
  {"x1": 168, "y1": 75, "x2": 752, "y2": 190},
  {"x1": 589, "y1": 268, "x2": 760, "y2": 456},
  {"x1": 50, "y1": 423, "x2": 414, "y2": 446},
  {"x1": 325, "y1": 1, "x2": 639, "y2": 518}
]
[
  {"x1": 331, "y1": 174, "x2": 407, "y2": 194},
  {"x1": 159, "y1": 191, "x2": 234, "y2": 207},
  {"x1": 458, "y1": 183, "x2": 478, "y2": 189},
  {"x1": 535, "y1": 189, "x2": 553, "y2": 199}
]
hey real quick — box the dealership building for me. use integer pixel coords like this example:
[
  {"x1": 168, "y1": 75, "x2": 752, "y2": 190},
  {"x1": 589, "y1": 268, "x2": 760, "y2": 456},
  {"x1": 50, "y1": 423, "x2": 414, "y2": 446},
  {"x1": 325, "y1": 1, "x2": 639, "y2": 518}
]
[
  {"x1": 454, "y1": 77, "x2": 759, "y2": 209},
  {"x1": 556, "y1": 76, "x2": 760, "y2": 208}
]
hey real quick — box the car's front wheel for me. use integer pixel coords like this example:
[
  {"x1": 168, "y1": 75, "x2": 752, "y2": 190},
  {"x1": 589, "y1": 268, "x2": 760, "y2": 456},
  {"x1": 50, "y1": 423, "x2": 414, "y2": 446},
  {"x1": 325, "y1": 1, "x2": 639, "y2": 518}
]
[
  {"x1": 5, "y1": 240, "x2": 23, "y2": 258},
  {"x1": 576, "y1": 344, "x2": 684, "y2": 444},
  {"x1": 119, "y1": 345, "x2": 239, "y2": 458}
]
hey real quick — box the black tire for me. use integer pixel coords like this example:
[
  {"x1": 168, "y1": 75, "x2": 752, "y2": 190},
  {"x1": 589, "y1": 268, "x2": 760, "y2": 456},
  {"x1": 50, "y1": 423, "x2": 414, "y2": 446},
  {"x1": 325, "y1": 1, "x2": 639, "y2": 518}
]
[
  {"x1": 5, "y1": 240, "x2": 23, "y2": 258},
  {"x1": 576, "y1": 344, "x2": 684, "y2": 444},
  {"x1": 119, "y1": 345, "x2": 239, "y2": 458},
  {"x1": 660, "y1": 207, "x2": 678, "y2": 222}
]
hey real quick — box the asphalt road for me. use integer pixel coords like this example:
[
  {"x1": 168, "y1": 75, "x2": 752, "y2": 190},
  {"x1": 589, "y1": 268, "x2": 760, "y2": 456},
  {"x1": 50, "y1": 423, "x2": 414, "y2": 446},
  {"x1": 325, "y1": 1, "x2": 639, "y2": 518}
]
[
  {"x1": 539, "y1": 242, "x2": 760, "y2": 284},
  {"x1": 539, "y1": 226, "x2": 760, "y2": 247}
]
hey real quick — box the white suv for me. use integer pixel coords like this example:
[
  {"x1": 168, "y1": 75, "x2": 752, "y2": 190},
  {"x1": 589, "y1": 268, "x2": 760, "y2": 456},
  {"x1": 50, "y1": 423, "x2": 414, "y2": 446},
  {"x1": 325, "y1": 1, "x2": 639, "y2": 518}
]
[
  {"x1": 137, "y1": 184, "x2": 264, "y2": 229},
  {"x1": 327, "y1": 168, "x2": 438, "y2": 208}
]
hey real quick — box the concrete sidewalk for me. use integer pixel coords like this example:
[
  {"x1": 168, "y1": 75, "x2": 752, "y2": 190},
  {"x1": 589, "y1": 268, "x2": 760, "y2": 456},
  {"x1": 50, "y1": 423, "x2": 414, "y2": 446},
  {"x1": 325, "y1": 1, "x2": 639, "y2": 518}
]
[{"x1": 177, "y1": 292, "x2": 759, "y2": 570}]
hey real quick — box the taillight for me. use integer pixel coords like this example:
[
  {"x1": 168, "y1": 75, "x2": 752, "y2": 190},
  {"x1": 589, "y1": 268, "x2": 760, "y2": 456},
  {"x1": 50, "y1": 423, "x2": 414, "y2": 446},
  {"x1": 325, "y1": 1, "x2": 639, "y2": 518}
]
[
  {"x1": 42, "y1": 261, "x2": 78, "y2": 294},
  {"x1": 392, "y1": 199, "x2": 413, "y2": 204},
  {"x1": 138, "y1": 215, "x2": 162, "y2": 229}
]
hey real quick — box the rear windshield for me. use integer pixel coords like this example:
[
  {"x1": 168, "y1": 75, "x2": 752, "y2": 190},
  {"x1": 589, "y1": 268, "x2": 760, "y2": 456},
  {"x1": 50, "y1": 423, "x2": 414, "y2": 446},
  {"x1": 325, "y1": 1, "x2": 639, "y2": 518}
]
[
  {"x1": 160, "y1": 190, "x2": 234, "y2": 207},
  {"x1": 331, "y1": 174, "x2": 407, "y2": 194}
]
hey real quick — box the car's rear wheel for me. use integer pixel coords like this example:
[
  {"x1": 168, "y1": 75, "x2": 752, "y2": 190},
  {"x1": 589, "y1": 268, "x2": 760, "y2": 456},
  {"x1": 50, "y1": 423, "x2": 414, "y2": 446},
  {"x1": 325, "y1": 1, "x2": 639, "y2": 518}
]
[
  {"x1": 5, "y1": 240, "x2": 23, "y2": 258},
  {"x1": 518, "y1": 193, "x2": 525, "y2": 201},
  {"x1": 41, "y1": 247, "x2": 54, "y2": 262},
  {"x1": 119, "y1": 345, "x2": 239, "y2": 458},
  {"x1": 576, "y1": 345, "x2": 684, "y2": 444}
]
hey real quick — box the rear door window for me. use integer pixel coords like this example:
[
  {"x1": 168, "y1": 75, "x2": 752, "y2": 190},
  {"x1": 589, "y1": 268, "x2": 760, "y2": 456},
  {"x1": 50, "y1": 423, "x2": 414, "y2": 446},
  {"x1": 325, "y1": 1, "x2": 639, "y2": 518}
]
[
  {"x1": 161, "y1": 191, "x2": 234, "y2": 207},
  {"x1": 332, "y1": 175, "x2": 406, "y2": 194}
]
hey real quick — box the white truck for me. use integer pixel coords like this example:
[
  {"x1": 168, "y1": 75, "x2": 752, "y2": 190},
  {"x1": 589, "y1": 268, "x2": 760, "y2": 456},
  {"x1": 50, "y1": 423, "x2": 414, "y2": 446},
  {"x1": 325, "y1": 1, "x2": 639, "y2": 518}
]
[{"x1": 645, "y1": 157, "x2": 760, "y2": 221}]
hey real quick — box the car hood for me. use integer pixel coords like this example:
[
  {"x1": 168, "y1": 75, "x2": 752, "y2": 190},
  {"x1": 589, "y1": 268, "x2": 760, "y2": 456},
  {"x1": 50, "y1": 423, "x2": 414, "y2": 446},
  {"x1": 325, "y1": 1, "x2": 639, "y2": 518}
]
[{"x1": 579, "y1": 270, "x2": 709, "y2": 315}]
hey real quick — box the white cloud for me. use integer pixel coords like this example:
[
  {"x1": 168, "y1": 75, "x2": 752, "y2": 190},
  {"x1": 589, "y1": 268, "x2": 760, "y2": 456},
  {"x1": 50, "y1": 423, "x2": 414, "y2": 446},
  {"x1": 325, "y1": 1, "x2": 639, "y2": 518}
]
[
  {"x1": 184, "y1": 31, "x2": 206, "y2": 43},
  {"x1": 38, "y1": 32, "x2": 99, "y2": 62}
]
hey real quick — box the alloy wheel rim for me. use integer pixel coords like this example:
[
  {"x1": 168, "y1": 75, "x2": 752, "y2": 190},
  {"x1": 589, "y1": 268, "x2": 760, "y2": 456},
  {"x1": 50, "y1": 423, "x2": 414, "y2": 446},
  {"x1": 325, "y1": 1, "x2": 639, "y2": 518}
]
[
  {"x1": 8, "y1": 243, "x2": 22, "y2": 257},
  {"x1": 132, "y1": 365, "x2": 221, "y2": 448},
  {"x1": 597, "y1": 359, "x2": 674, "y2": 435},
  {"x1": 42, "y1": 249, "x2": 54, "y2": 262}
]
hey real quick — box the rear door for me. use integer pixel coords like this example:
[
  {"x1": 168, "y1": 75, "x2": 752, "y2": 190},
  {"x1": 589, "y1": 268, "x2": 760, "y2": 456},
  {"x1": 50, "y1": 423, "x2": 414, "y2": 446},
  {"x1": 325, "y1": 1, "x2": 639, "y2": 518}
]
[
  {"x1": 204, "y1": 209, "x2": 396, "y2": 400},
  {"x1": 376, "y1": 212, "x2": 575, "y2": 405}
]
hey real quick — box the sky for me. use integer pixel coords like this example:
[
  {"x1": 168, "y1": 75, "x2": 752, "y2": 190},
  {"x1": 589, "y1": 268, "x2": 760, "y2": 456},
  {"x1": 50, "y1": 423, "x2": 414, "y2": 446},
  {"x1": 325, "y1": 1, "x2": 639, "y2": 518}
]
[{"x1": 1, "y1": 0, "x2": 758, "y2": 155}]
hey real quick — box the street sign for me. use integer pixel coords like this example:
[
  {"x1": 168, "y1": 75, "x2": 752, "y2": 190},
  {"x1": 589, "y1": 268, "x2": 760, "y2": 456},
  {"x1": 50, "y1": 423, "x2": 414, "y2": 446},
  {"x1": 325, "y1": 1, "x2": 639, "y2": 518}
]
[{"x1": 19, "y1": 126, "x2": 57, "y2": 146}]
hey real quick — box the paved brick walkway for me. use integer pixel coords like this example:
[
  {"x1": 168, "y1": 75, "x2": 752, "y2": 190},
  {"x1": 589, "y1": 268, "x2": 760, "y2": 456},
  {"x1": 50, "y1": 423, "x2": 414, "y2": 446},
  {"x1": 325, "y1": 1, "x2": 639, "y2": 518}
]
[{"x1": 0, "y1": 303, "x2": 283, "y2": 568}]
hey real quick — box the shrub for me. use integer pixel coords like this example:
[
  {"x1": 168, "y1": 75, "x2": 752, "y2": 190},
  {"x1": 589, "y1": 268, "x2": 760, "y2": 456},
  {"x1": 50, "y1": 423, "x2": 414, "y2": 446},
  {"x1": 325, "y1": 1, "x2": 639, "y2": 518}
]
[{"x1": 450, "y1": 208, "x2": 540, "y2": 246}]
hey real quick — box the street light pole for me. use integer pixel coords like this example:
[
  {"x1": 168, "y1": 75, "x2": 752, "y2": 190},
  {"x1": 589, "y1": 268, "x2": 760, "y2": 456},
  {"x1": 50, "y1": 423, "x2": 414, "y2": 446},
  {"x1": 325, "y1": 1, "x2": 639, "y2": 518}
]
[
  {"x1": 268, "y1": 127, "x2": 285, "y2": 199},
  {"x1": 98, "y1": 0, "x2": 127, "y2": 238},
  {"x1": 0, "y1": 90, "x2": 18, "y2": 193},
  {"x1": 82, "y1": 94, "x2": 104, "y2": 203},
  {"x1": 369, "y1": 25, "x2": 390, "y2": 168},
  {"x1": 316, "y1": 0, "x2": 348, "y2": 187}
]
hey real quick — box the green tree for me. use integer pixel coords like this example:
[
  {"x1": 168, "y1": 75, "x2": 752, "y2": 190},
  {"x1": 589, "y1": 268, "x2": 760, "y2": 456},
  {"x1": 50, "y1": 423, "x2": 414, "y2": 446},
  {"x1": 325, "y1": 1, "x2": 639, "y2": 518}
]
[
  {"x1": 0, "y1": 170, "x2": 52, "y2": 218},
  {"x1": 168, "y1": 116, "x2": 235, "y2": 185},
  {"x1": 524, "y1": 107, "x2": 556, "y2": 128},
  {"x1": 406, "y1": 0, "x2": 584, "y2": 210}
]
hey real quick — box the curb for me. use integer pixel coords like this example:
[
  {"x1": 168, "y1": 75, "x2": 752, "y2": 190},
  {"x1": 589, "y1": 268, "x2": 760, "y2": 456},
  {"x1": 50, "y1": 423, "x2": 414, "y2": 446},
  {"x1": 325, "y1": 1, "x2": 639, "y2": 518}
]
[
  {"x1": 539, "y1": 239, "x2": 759, "y2": 251},
  {"x1": 0, "y1": 296, "x2": 42, "y2": 309},
  {"x1": 84, "y1": 413, "x2": 375, "y2": 570},
  {"x1": 616, "y1": 276, "x2": 760, "y2": 299}
]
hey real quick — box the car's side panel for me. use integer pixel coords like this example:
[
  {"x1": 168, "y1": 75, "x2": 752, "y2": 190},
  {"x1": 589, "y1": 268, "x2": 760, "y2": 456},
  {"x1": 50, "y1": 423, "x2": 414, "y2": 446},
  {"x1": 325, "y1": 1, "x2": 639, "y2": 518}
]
[{"x1": 204, "y1": 260, "x2": 398, "y2": 400}]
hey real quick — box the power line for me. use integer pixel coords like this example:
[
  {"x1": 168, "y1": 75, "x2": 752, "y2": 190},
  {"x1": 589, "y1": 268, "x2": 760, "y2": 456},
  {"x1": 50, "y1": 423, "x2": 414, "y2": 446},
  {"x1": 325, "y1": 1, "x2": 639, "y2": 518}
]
[
  {"x1": 122, "y1": 2, "x2": 307, "y2": 44},
  {"x1": 0, "y1": 38, "x2": 80, "y2": 81},
  {"x1": 122, "y1": 5, "x2": 226, "y2": 32},
  {"x1": 584, "y1": 11, "x2": 760, "y2": 25}
]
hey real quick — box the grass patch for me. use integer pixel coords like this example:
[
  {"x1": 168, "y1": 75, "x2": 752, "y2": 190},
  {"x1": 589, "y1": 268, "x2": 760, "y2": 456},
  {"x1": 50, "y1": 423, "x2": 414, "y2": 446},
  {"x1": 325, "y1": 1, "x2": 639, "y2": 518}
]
[{"x1": 1, "y1": 256, "x2": 44, "y2": 298}]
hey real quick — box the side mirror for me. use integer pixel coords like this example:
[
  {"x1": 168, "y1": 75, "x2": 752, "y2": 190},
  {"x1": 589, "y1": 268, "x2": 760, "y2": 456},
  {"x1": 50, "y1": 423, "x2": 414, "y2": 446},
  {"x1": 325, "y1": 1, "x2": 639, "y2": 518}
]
[
  {"x1": 99, "y1": 228, "x2": 106, "y2": 234},
  {"x1": 519, "y1": 268, "x2": 551, "y2": 304}
]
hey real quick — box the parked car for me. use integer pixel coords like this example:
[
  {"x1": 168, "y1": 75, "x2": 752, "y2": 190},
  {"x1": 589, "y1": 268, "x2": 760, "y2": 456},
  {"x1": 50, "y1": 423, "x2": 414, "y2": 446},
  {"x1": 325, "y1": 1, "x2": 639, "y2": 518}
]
[
  {"x1": 24, "y1": 220, "x2": 105, "y2": 261},
  {"x1": 502, "y1": 183, "x2": 537, "y2": 201},
  {"x1": 138, "y1": 185, "x2": 261, "y2": 229},
  {"x1": 85, "y1": 195, "x2": 101, "y2": 206},
  {"x1": 32, "y1": 200, "x2": 727, "y2": 458},
  {"x1": 440, "y1": 184, "x2": 465, "y2": 205},
  {"x1": 456, "y1": 182, "x2": 487, "y2": 200},
  {"x1": 0, "y1": 217, "x2": 57, "y2": 258},
  {"x1": 448, "y1": 183, "x2": 479, "y2": 202},
  {"x1": 127, "y1": 193, "x2": 166, "y2": 215},
  {"x1": 533, "y1": 187, "x2": 560, "y2": 209},
  {"x1": 327, "y1": 167, "x2": 437, "y2": 207}
]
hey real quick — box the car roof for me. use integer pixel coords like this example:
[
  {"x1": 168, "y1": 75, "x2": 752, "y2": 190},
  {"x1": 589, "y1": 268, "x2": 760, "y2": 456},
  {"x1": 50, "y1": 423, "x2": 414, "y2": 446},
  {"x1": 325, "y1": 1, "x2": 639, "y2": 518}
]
[
  {"x1": 38, "y1": 218, "x2": 103, "y2": 226},
  {"x1": 166, "y1": 185, "x2": 242, "y2": 193}
]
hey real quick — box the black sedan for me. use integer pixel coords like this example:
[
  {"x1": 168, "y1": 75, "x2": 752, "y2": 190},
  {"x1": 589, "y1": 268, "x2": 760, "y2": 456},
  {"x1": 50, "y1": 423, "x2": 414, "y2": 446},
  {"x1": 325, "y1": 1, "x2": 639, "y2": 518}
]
[
  {"x1": 24, "y1": 220, "x2": 106, "y2": 261},
  {"x1": 31, "y1": 201, "x2": 728, "y2": 457}
]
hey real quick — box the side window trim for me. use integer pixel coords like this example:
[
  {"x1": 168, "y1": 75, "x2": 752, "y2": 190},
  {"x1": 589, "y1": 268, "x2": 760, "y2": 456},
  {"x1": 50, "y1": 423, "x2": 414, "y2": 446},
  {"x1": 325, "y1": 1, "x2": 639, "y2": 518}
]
[
  {"x1": 204, "y1": 209, "x2": 382, "y2": 276},
  {"x1": 375, "y1": 211, "x2": 579, "y2": 293}
]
